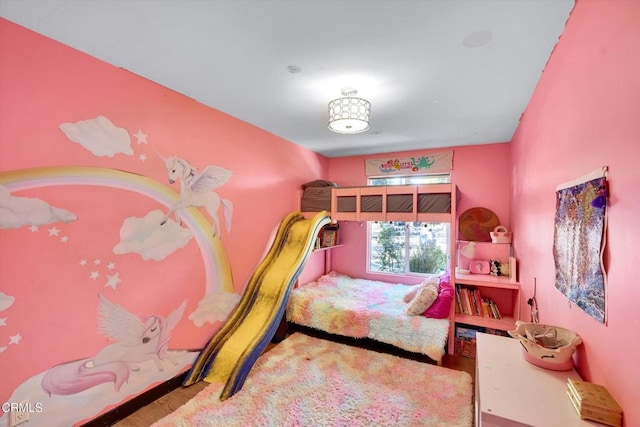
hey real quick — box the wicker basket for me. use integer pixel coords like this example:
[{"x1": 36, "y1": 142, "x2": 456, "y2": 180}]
[{"x1": 508, "y1": 321, "x2": 582, "y2": 370}]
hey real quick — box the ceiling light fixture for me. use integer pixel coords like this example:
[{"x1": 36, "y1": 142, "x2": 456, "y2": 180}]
[{"x1": 328, "y1": 88, "x2": 371, "y2": 134}]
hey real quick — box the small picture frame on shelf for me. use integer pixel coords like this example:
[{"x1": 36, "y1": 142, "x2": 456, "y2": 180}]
[
  {"x1": 321, "y1": 229, "x2": 336, "y2": 247},
  {"x1": 499, "y1": 262, "x2": 510, "y2": 277},
  {"x1": 509, "y1": 256, "x2": 517, "y2": 282}
]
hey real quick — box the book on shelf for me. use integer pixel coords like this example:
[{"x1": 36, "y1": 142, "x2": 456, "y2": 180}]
[
  {"x1": 456, "y1": 324, "x2": 508, "y2": 338},
  {"x1": 454, "y1": 338, "x2": 476, "y2": 358},
  {"x1": 481, "y1": 300, "x2": 490, "y2": 317},
  {"x1": 455, "y1": 287, "x2": 463, "y2": 314},
  {"x1": 487, "y1": 299, "x2": 502, "y2": 320},
  {"x1": 454, "y1": 286, "x2": 502, "y2": 319},
  {"x1": 474, "y1": 291, "x2": 483, "y2": 316},
  {"x1": 455, "y1": 326, "x2": 478, "y2": 341},
  {"x1": 318, "y1": 223, "x2": 339, "y2": 248}
]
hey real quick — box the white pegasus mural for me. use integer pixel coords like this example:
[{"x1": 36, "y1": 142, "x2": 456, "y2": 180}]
[
  {"x1": 41, "y1": 295, "x2": 186, "y2": 396},
  {"x1": 158, "y1": 154, "x2": 233, "y2": 239}
]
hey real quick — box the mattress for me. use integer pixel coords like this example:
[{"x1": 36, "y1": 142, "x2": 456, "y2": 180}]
[{"x1": 286, "y1": 272, "x2": 450, "y2": 363}]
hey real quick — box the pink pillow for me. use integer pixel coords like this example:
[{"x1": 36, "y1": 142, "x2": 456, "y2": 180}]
[{"x1": 424, "y1": 274, "x2": 454, "y2": 319}]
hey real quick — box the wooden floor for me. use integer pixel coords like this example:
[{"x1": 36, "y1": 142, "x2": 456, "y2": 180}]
[{"x1": 114, "y1": 342, "x2": 476, "y2": 426}]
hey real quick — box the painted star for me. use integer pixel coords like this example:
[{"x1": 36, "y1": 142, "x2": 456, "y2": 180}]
[
  {"x1": 29, "y1": 225, "x2": 39, "y2": 232},
  {"x1": 139, "y1": 153, "x2": 147, "y2": 162},
  {"x1": 79, "y1": 259, "x2": 88, "y2": 267},
  {"x1": 90, "y1": 271, "x2": 100, "y2": 280},
  {"x1": 105, "y1": 272, "x2": 122, "y2": 289},
  {"x1": 134, "y1": 129, "x2": 148, "y2": 144},
  {"x1": 107, "y1": 262, "x2": 116, "y2": 270},
  {"x1": 9, "y1": 333, "x2": 22, "y2": 345},
  {"x1": 93, "y1": 259, "x2": 101, "y2": 266},
  {"x1": 48, "y1": 227, "x2": 60, "y2": 237},
  {"x1": 0, "y1": 318, "x2": 7, "y2": 326},
  {"x1": 60, "y1": 236, "x2": 69, "y2": 243}
]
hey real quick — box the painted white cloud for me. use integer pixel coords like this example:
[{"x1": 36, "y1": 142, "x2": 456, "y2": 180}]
[
  {"x1": 189, "y1": 291, "x2": 241, "y2": 327},
  {"x1": 0, "y1": 185, "x2": 78, "y2": 229},
  {"x1": 0, "y1": 292, "x2": 16, "y2": 311},
  {"x1": 59, "y1": 115, "x2": 133, "y2": 157},
  {"x1": 113, "y1": 210, "x2": 193, "y2": 261}
]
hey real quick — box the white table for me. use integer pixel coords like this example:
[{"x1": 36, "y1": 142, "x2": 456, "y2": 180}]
[{"x1": 476, "y1": 332, "x2": 594, "y2": 426}]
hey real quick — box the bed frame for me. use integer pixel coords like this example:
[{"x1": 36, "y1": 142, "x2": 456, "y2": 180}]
[
  {"x1": 293, "y1": 182, "x2": 459, "y2": 361},
  {"x1": 298, "y1": 183, "x2": 456, "y2": 223},
  {"x1": 274, "y1": 319, "x2": 441, "y2": 365}
]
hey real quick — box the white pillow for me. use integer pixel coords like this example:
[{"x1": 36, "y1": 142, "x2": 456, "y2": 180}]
[
  {"x1": 405, "y1": 278, "x2": 440, "y2": 315},
  {"x1": 403, "y1": 284, "x2": 421, "y2": 303}
]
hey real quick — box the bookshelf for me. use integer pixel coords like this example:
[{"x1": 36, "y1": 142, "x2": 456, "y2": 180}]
[
  {"x1": 454, "y1": 274, "x2": 520, "y2": 329},
  {"x1": 313, "y1": 244, "x2": 343, "y2": 252},
  {"x1": 449, "y1": 242, "x2": 521, "y2": 356},
  {"x1": 314, "y1": 223, "x2": 341, "y2": 250},
  {"x1": 313, "y1": 223, "x2": 342, "y2": 274}
]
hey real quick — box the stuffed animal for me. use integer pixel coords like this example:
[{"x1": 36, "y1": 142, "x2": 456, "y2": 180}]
[{"x1": 490, "y1": 259, "x2": 502, "y2": 276}]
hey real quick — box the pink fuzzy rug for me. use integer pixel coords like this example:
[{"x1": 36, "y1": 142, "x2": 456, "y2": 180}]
[{"x1": 154, "y1": 333, "x2": 473, "y2": 427}]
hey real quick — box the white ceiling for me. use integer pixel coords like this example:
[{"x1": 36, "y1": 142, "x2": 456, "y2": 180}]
[{"x1": 0, "y1": 0, "x2": 574, "y2": 158}]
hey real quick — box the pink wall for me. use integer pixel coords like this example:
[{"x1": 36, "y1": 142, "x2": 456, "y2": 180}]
[
  {"x1": 510, "y1": 1, "x2": 640, "y2": 425},
  {"x1": 4, "y1": 0, "x2": 637, "y2": 423},
  {"x1": 324, "y1": 144, "x2": 512, "y2": 283},
  {"x1": 0, "y1": 19, "x2": 328, "y2": 423}
]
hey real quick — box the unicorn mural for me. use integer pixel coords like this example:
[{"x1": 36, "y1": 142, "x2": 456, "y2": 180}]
[
  {"x1": 158, "y1": 155, "x2": 233, "y2": 239},
  {"x1": 41, "y1": 295, "x2": 186, "y2": 396}
]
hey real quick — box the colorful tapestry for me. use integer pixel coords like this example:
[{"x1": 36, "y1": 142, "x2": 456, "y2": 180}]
[
  {"x1": 553, "y1": 168, "x2": 608, "y2": 323},
  {"x1": 365, "y1": 150, "x2": 453, "y2": 176}
]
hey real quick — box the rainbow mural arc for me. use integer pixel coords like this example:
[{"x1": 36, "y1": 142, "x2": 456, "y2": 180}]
[{"x1": 0, "y1": 166, "x2": 233, "y2": 293}]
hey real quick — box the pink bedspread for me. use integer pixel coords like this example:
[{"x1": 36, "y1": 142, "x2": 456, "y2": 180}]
[{"x1": 286, "y1": 272, "x2": 450, "y2": 363}]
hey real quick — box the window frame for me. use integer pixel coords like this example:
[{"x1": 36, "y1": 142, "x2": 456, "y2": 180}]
[{"x1": 366, "y1": 173, "x2": 451, "y2": 277}]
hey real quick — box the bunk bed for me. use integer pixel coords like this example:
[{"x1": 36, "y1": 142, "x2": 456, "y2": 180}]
[
  {"x1": 298, "y1": 180, "x2": 454, "y2": 222},
  {"x1": 284, "y1": 180, "x2": 459, "y2": 365}
]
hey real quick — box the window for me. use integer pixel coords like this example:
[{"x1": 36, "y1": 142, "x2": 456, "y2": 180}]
[{"x1": 367, "y1": 174, "x2": 451, "y2": 276}]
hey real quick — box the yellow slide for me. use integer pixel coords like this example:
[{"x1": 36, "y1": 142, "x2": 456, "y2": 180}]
[{"x1": 183, "y1": 211, "x2": 330, "y2": 400}]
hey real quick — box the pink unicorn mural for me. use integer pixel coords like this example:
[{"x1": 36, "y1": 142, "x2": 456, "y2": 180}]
[{"x1": 41, "y1": 295, "x2": 186, "y2": 396}]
